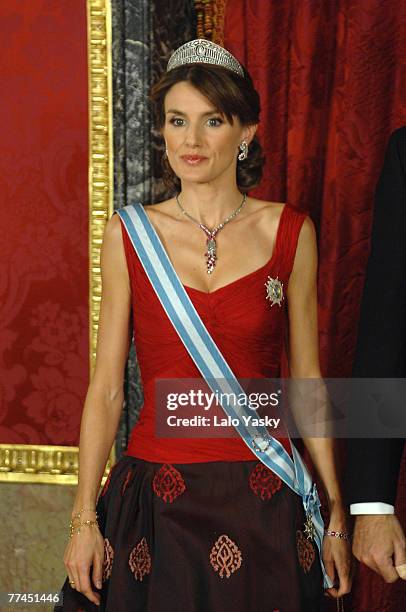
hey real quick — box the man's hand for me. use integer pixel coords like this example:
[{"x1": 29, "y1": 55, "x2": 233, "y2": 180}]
[{"x1": 352, "y1": 514, "x2": 406, "y2": 582}]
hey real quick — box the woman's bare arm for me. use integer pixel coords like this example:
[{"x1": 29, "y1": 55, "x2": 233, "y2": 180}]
[
  {"x1": 287, "y1": 216, "x2": 351, "y2": 596},
  {"x1": 286, "y1": 217, "x2": 344, "y2": 513},
  {"x1": 72, "y1": 213, "x2": 132, "y2": 515}
]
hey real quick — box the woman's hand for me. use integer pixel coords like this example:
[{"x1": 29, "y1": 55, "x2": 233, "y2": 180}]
[
  {"x1": 322, "y1": 509, "x2": 353, "y2": 598},
  {"x1": 63, "y1": 521, "x2": 105, "y2": 606}
]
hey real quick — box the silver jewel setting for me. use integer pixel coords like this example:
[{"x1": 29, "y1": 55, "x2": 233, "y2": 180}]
[
  {"x1": 304, "y1": 513, "x2": 316, "y2": 541},
  {"x1": 264, "y1": 276, "x2": 284, "y2": 307},
  {"x1": 237, "y1": 140, "x2": 248, "y2": 161},
  {"x1": 176, "y1": 193, "x2": 247, "y2": 275},
  {"x1": 167, "y1": 39, "x2": 244, "y2": 77},
  {"x1": 251, "y1": 435, "x2": 273, "y2": 452}
]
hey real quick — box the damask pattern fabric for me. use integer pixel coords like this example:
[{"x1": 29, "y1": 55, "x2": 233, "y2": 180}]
[{"x1": 55, "y1": 455, "x2": 323, "y2": 611}]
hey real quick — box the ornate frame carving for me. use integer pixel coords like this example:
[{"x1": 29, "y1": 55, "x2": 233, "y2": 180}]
[{"x1": 0, "y1": 0, "x2": 115, "y2": 485}]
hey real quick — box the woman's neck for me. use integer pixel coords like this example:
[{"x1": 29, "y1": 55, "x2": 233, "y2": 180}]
[{"x1": 176, "y1": 184, "x2": 246, "y2": 227}]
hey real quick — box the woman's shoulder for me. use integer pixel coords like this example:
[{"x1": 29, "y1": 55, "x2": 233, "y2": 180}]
[
  {"x1": 139, "y1": 199, "x2": 176, "y2": 230},
  {"x1": 249, "y1": 197, "x2": 309, "y2": 227},
  {"x1": 142, "y1": 199, "x2": 173, "y2": 213},
  {"x1": 105, "y1": 209, "x2": 124, "y2": 237},
  {"x1": 252, "y1": 198, "x2": 315, "y2": 255},
  {"x1": 248, "y1": 196, "x2": 285, "y2": 212}
]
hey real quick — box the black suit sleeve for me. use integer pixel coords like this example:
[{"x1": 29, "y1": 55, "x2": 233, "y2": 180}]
[{"x1": 345, "y1": 127, "x2": 406, "y2": 507}]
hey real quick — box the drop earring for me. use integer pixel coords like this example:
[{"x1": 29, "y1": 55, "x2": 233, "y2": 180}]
[{"x1": 237, "y1": 140, "x2": 248, "y2": 161}]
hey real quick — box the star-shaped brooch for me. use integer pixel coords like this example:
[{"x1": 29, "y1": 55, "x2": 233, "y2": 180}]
[{"x1": 264, "y1": 276, "x2": 284, "y2": 307}]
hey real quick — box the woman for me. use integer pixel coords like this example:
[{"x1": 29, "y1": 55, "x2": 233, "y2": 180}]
[{"x1": 57, "y1": 39, "x2": 351, "y2": 611}]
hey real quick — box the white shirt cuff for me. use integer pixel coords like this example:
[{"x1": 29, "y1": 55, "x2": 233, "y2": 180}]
[{"x1": 350, "y1": 502, "x2": 395, "y2": 515}]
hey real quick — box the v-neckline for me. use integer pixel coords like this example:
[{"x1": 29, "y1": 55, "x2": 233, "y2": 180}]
[{"x1": 142, "y1": 202, "x2": 288, "y2": 296}]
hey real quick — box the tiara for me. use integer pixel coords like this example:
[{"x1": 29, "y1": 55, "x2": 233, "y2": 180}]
[{"x1": 166, "y1": 39, "x2": 244, "y2": 77}]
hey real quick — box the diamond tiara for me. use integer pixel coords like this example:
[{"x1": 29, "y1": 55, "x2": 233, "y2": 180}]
[{"x1": 166, "y1": 39, "x2": 244, "y2": 77}]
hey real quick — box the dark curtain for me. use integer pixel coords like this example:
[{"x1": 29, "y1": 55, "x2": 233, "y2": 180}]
[
  {"x1": 111, "y1": 0, "x2": 151, "y2": 459},
  {"x1": 223, "y1": 1, "x2": 406, "y2": 610}
]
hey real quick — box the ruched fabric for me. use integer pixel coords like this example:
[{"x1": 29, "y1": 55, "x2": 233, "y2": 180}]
[{"x1": 122, "y1": 203, "x2": 307, "y2": 463}]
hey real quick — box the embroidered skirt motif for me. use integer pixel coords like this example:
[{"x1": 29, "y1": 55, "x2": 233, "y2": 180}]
[{"x1": 55, "y1": 455, "x2": 323, "y2": 611}]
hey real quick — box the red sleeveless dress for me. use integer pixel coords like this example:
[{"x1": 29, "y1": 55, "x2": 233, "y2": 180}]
[
  {"x1": 57, "y1": 203, "x2": 324, "y2": 612},
  {"x1": 121, "y1": 202, "x2": 307, "y2": 463}
]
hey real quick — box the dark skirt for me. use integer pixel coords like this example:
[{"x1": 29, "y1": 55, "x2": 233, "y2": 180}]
[{"x1": 55, "y1": 454, "x2": 324, "y2": 612}]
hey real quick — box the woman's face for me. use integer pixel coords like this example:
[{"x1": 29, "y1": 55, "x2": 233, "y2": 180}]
[{"x1": 161, "y1": 80, "x2": 256, "y2": 185}]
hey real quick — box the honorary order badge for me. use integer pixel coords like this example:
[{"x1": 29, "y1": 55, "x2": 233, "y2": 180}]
[
  {"x1": 265, "y1": 276, "x2": 284, "y2": 307},
  {"x1": 304, "y1": 513, "x2": 316, "y2": 541}
]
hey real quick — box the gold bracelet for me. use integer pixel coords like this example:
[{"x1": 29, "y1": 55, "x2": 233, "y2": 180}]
[
  {"x1": 68, "y1": 518, "x2": 99, "y2": 540},
  {"x1": 72, "y1": 507, "x2": 97, "y2": 519},
  {"x1": 71, "y1": 508, "x2": 98, "y2": 524}
]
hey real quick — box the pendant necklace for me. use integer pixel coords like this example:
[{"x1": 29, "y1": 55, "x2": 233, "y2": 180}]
[{"x1": 175, "y1": 192, "x2": 247, "y2": 274}]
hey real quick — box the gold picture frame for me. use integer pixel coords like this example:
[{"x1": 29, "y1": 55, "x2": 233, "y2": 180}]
[{"x1": 0, "y1": 0, "x2": 115, "y2": 485}]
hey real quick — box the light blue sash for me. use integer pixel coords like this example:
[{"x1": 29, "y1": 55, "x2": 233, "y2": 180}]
[{"x1": 115, "y1": 202, "x2": 333, "y2": 589}]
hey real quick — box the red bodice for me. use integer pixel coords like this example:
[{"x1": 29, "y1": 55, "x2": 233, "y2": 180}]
[{"x1": 119, "y1": 203, "x2": 307, "y2": 463}]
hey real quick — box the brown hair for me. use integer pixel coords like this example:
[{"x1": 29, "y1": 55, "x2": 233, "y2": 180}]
[{"x1": 148, "y1": 63, "x2": 266, "y2": 194}]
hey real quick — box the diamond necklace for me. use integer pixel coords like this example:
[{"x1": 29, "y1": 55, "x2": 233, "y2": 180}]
[{"x1": 175, "y1": 192, "x2": 247, "y2": 274}]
